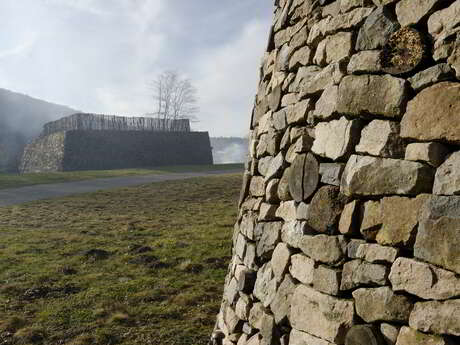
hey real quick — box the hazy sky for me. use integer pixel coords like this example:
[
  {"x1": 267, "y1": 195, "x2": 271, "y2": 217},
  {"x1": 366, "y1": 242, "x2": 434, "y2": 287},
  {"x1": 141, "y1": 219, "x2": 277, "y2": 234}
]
[{"x1": 0, "y1": 0, "x2": 273, "y2": 136}]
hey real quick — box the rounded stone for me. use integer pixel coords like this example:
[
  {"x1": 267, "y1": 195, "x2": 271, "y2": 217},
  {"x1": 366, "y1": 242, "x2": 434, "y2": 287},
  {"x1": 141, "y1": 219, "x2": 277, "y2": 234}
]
[
  {"x1": 345, "y1": 325, "x2": 385, "y2": 345},
  {"x1": 288, "y1": 153, "x2": 319, "y2": 202}
]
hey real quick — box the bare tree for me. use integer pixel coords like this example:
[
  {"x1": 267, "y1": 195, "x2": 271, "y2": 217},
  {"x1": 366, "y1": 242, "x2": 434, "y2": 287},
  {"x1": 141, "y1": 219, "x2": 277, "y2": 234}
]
[{"x1": 148, "y1": 70, "x2": 199, "y2": 131}]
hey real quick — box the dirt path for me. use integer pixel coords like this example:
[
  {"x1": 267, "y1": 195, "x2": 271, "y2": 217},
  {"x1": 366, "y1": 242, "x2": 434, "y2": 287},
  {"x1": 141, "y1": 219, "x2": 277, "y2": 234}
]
[{"x1": 0, "y1": 169, "x2": 242, "y2": 207}]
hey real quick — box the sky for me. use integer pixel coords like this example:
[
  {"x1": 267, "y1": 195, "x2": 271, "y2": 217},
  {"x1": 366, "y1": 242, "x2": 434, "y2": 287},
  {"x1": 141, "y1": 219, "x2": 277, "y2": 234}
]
[{"x1": 0, "y1": 0, "x2": 274, "y2": 137}]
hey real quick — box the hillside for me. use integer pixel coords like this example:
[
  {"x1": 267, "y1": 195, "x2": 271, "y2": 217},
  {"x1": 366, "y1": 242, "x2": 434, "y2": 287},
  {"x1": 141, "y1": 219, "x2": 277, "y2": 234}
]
[{"x1": 0, "y1": 88, "x2": 77, "y2": 171}]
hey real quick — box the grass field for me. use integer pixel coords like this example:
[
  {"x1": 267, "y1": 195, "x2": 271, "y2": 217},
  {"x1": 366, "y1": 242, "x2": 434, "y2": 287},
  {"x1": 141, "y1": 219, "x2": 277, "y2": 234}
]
[
  {"x1": 0, "y1": 164, "x2": 244, "y2": 190},
  {"x1": 0, "y1": 173, "x2": 241, "y2": 344}
]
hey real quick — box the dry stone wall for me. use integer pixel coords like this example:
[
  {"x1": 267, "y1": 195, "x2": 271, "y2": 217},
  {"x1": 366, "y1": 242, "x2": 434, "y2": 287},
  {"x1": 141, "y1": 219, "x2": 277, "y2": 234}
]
[{"x1": 212, "y1": 1, "x2": 460, "y2": 345}]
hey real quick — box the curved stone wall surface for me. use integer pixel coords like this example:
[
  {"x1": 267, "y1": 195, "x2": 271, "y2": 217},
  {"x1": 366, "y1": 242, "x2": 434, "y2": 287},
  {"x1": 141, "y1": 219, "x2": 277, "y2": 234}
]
[{"x1": 212, "y1": 1, "x2": 460, "y2": 345}]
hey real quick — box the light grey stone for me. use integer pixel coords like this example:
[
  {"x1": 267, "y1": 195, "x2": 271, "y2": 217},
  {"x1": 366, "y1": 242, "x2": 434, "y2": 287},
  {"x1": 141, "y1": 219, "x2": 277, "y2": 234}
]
[
  {"x1": 347, "y1": 239, "x2": 366, "y2": 259},
  {"x1": 299, "y1": 234, "x2": 347, "y2": 266},
  {"x1": 341, "y1": 155, "x2": 435, "y2": 197},
  {"x1": 312, "y1": 117, "x2": 361, "y2": 161},
  {"x1": 355, "y1": 120, "x2": 404, "y2": 158},
  {"x1": 408, "y1": 64, "x2": 454, "y2": 92},
  {"x1": 390, "y1": 257, "x2": 460, "y2": 300},
  {"x1": 236, "y1": 234, "x2": 247, "y2": 260},
  {"x1": 405, "y1": 142, "x2": 449, "y2": 167},
  {"x1": 276, "y1": 200, "x2": 297, "y2": 222},
  {"x1": 289, "y1": 46, "x2": 312, "y2": 70},
  {"x1": 355, "y1": 243, "x2": 399, "y2": 264},
  {"x1": 296, "y1": 202, "x2": 309, "y2": 220},
  {"x1": 254, "y1": 263, "x2": 277, "y2": 308},
  {"x1": 266, "y1": 179, "x2": 280, "y2": 204},
  {"x1": 248, "y1": 302, "x2": 264, "y2": 330},
  {"x1": 353, "y1": 287, "x2": 413, "y2": 323},
  {"x1": 250, "y1": 176, "x2": 265, "y2": 197},
  {"x1": 319, "y1": 163, "x2": 344, "y2": 187},
  {"x1": 271, "y1": 242, "x2": 292, "y2": 282},
  {"x1": 277, "y1": 167, "x2": 292, "y2": 201},
  {"x1": 281, "y1": 221, "x2": 308, "y2": 249},
  {"x1": 356, "y1": 7, "x2": 400, "y2": 51},
  {"x1": 256, "y1": 221, "x2": 282, "y2": 259},
  {"x1": 286, "y1": 99, "x2": 313, "y2": 125},
  {"x1": 258, "y1": 203, "x2": 278, "y2": 221},
  {"x1": 428, "y1": 0, "x2": 460, "y2": 39},
  {"x1": 289, "y1": 329, "x2": 335, "y2": 345},
  {"x1": 414, "y1": 195, "x2": 460, "y2": 274},
  {"x1": 409, "y1": 300, "x2": 460, "y2": 336},
  {"x1": 300, "y1": 60, "x2": 347, "y2": 97},
  {"x1": 312, "y1": 84, "x2": 339, "y2": 120},
  {"x1": 314, "y1": 31, "x2": 353, "y2": 66},
  {"x1": 265, "y1": 152, "x2": 284, "y2": 181},
  {"x1": 339, "y1": 200, "x2": 360, "y2": 235},
  {"x1": 236, "y1": 295, "x2": 252, "y2": 321},
  {"x1": 434, "y1": 151, "x2": 460, "y2": 195},
  {"x1": 289, "y1": 253, "x2": 315, "y2": 285},
  {"x1": 313, "y1": 265, "x2": 342, "y2": 296},
  {"x1": 396, "y1": 0, "x2": 439, "y2": 26},
  {"x1": 337, "y1": 75, "x2": 408, "y2": 118},
  {"x1": 395, "y1": 326, "x2": 454, "y2": 345},
  {"x1": 225, "y1": 305, "x2": 243, "y2": 333},
  {"x1": 380, "y1": 323, "x2": 400, "y2": 345},
  {"x1": 341, "y1": 260, "x2": 389, "y2": 291},
  {"x1": 270, "y1": 274, "x2": 296, "y2": 325},
  {"x1": 290, "y1": 284, "x2": 355, "y2": 343},
  {"x1": 347, "y1": 50, "x2": 382, "y2": 74}
]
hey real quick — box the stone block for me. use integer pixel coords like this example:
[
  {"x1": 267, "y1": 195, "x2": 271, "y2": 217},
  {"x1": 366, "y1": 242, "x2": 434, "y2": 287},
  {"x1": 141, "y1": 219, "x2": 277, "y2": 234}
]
[
  {"x1": 339, "y1": 200, "x2": 360, "y2": 235},
  {"x1": 355, "y1": 243, "x2": 399, "y2": 264},
  {"x1": 414, "y1": 195, "x2": 460, "y2": 274},
  {"x1": 380, "y1": 323, "x2": 400, "y2": 345},
  {"x1": 409, "y1": 300, "x2": 460, "y2": 337},
  {"x1": 396, "y1": 0, "x2": 439, "y2": 26},
  {"x1": 312, "y1": 117, "x2": 361, "y2": 161},
  {"x1": 271, "y1": 243, "x2": 292, "y2": 282},
  {"x1": 289, "y1": 253, "x2": 315, "y2": 285},
  {"x1": 355, "y1": 120, "x2": 404, "y2": 158},
  {"x1": 353, "y1": 287, "x2": 413, "y2": 323},
  {"x1": 408, "y1": 64, "x2": 454, "y2": 92},
  {"x1": 405, "y1": 142, "x2": 449, "y2": 168},
  {"x1": 312, "y1": 84, "x2": 339, "y2": 120},
  {"x1": 270, "y1": 274, "x2": 296, "y2": 325},
  {"x1": 319, "y1": 163, "x2": 344, "y2": 187},
  {"x1": 290, "y1": 285, "x2": 355, "y2": 343},
  {"x1": 356, "y1": 7, "x2": 400, "y2": 50},
  {"x1": 288, "y1": 153, "x2": 319, "y2": 202},
  {"x1": 313, "y1": 265, "x2": 342, "y2": 296},
  {"x1": 256, "y1": 221, "x2": 282, "y2": 259},
  {"x1": 389, "y1": 257, "x2": 460, "y2": 300},
  {"x1": 299, "y1": 234, "x2": 347, "y2": 266},
  {"x1": 340, "y1": 260, "x2": 389, "y2": 291},
  {"x1": 401, "y1": 82, "x2": 460, "y2": 144},
  {"x1": 434, "y1": 151, "x2": 460, "y2": 195},
  {"x1": 289, "y1": 329, "x2": 335, "y2": 345},
  {"x1": 395, "y1": 326, "x2": 454, "y2": 345},
  {"x1": 337, "y1": 75, "x2": 408, "y2": 118},
  {"x1": 347, "y1": 50, "x2": 382, "y2": 74},
  {"x1": 253, "y1": 263, "x2": 277, "y2": 308},
  {"x1": 341, "y1": 155, "x2": 435, "y2": 197}
]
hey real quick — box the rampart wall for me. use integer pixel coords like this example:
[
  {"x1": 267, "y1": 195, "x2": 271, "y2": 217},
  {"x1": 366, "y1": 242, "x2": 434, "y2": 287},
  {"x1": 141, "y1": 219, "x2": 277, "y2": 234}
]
[
  {"x1": 20, "y1": 130, "x2": 213, "y2": 173},
  {"x1": 212, "y1": 0, "x2": 460, "y2": 344}
]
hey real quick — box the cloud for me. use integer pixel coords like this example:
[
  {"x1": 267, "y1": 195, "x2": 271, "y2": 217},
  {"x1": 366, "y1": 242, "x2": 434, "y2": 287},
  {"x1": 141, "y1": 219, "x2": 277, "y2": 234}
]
[
  {"x1": 0, "y1": 33, "x2": 38, "y2": 59},
  {"x1": 191, "y1": 19, "x2": 271, "y2": 136}
]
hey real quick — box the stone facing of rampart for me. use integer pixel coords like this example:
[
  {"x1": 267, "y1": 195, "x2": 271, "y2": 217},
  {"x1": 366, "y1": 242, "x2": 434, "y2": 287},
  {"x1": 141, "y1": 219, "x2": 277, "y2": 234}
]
[
  {"x1": 212, "y1": 1, "x2": 460, "y2": 344},
  {"x1": 20, "y1": 130, "x2": 213, "y2": 173}
]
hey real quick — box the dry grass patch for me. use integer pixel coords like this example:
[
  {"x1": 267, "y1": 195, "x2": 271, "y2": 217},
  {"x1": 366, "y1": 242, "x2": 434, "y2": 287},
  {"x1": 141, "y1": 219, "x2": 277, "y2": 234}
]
[{"x1": 0, "y1": 174, "x2": 241, "y2": 345}]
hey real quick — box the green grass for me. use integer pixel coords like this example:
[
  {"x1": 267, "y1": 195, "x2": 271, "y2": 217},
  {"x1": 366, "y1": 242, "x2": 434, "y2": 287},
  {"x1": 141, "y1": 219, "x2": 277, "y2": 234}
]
[
  {"x1": 0, "y1": 174, "x2": 241, "y2": 345},
  {"x1": 0, "y1": 164, "x2": 243, "y2": 190}
]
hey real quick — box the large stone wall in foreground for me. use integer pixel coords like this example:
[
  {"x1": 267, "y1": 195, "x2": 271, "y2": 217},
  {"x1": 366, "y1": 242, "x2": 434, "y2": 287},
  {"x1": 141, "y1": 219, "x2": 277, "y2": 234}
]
[
  {"x1": 20, "y1": 130, "x2": 213, "y2": 172},
  {"x1": 212, "y1": 1, "x2": 460, "y2": 345}
]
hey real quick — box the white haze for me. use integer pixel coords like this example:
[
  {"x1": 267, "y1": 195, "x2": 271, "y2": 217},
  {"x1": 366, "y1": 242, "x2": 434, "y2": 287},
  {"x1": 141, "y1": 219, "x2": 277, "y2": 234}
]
[{"x1": 0, "y1": 0, "x2": 274, "y2": 137}]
